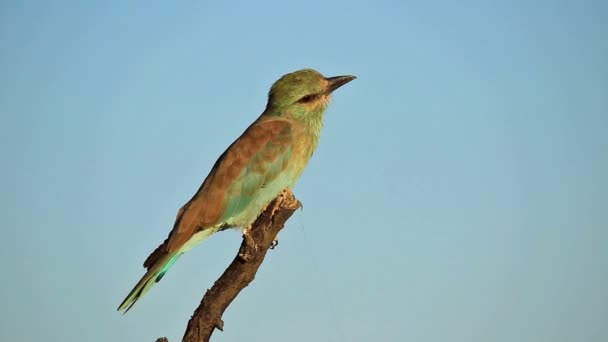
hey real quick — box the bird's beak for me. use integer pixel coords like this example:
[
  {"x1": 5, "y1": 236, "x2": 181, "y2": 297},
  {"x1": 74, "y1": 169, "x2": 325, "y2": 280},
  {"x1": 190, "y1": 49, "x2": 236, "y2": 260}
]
[{"x1": 325, "y1": 75, "x2": 357, "y2": 94}]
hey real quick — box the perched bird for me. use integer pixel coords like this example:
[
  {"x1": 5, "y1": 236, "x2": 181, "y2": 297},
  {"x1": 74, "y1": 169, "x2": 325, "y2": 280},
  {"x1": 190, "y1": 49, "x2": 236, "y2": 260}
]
[{"x1": 117, "y1": 69, "x2": 356, "y2": 312}]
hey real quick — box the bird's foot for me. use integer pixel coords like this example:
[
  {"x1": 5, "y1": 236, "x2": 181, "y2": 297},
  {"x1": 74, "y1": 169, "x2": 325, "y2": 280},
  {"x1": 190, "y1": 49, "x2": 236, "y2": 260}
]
[
  {"x1": 270, "y1": 235, "x2": 279, "y2": 250},
  {"x1": 239, "y1": 227, "x2": 258, "y2": 262}
]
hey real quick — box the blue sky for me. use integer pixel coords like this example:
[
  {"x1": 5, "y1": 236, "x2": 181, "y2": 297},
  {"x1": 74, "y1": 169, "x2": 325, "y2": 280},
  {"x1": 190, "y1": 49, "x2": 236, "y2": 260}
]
[{"x1": 1, "y1": 1, "x2": 607, "y2": 341}]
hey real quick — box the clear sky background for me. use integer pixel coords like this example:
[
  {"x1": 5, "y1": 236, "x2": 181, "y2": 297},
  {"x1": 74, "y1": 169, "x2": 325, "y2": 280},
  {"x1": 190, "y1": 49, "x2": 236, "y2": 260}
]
[{"x1": 1, "y1": 1, "x2": 607, "y2": 341}]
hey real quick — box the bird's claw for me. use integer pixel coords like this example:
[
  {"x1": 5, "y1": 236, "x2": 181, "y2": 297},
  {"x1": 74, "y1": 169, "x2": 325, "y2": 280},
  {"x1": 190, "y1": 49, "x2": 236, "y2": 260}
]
[
  {"x1": 270, "y1": 239, "x2": 279, "y2": 250},
  {"x1": 239, "y1": 228, "x2": 258, "y2": 261}
]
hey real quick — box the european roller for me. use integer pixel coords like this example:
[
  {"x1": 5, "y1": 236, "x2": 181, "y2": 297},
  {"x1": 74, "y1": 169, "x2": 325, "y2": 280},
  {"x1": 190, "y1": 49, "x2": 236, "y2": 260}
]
[{"x1": 118, "y1": 69, "x2": 356, "y2": 312}]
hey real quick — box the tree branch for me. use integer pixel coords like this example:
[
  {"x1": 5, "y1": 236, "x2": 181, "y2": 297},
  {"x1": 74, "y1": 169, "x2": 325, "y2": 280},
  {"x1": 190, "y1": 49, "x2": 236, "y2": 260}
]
[{"x1": 158, "y1": 190, "x2": 301, "y2": 342}]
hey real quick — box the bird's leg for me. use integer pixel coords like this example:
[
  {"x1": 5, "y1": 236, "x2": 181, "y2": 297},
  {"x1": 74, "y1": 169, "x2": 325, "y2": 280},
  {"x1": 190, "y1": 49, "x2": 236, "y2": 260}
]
[
  {"x1": 239, "y1": 226, "x2": 258, "y2": 262},
  {"x1": 270, "y1": 235, "x2": 279, "y2": 249}
]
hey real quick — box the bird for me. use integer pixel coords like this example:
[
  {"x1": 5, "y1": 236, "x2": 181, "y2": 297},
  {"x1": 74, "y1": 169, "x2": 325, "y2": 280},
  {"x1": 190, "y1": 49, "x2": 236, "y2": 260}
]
[{"x1": 117, "y1": 68, "x2": 356, "y2": 313}]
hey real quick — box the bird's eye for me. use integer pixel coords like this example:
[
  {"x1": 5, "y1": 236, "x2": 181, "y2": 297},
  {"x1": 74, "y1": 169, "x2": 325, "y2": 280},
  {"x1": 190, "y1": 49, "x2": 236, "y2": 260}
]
[{"x1": 298, "y1": 94, "x2": 317, "y2": 103}]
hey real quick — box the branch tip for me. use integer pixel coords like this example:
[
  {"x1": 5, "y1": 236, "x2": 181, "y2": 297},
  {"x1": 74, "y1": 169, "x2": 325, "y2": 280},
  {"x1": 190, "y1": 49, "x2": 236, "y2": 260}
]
[{"x1": 214, "y1": 318, "x2": 225, "y2": 332}]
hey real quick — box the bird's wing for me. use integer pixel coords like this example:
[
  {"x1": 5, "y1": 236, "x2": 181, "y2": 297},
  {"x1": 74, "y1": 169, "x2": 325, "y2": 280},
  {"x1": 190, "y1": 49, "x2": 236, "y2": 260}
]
[{"x1": 143, "y1": 118, "x2": 293, "y2": 268}]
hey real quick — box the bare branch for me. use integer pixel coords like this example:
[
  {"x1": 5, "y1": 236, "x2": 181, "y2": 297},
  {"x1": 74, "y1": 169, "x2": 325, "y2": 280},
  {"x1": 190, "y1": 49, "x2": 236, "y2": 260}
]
[{"x1": 158, "y1": 190, "x2": 302, "y2": 342}]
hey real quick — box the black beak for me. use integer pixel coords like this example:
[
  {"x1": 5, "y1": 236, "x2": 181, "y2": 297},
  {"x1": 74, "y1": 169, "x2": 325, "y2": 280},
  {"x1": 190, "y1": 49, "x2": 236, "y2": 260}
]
[{"x1": 325, "y1": 75, "x2": 357, "y2": 93}]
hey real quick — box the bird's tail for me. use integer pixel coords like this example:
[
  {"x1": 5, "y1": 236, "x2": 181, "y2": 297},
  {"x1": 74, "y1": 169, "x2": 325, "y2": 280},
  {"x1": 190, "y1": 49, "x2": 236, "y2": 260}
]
[
  {"x1": 117, "y1": 228, "x2": 218, "y2": 313},
  {"x1": 117, "y1": 251, "x2": 181, "y2": 313}
]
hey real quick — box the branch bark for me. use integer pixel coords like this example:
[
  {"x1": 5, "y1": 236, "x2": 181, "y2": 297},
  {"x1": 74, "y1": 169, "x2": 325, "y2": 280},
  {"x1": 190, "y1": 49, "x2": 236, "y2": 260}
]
[{"x1": 157, "y1": 190, "x2": 301, "y2": 342}]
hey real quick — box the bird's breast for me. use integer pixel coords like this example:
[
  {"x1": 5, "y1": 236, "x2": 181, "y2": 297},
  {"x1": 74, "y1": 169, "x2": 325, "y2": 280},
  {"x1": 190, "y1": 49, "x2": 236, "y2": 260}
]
[{"x1": 226, "y1": 130, "x2": 319, "y2": 228}]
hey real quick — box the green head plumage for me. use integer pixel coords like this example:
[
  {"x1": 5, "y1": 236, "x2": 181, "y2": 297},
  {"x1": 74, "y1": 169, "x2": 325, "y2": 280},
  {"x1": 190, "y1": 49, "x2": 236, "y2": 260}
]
[{"x1": 265, "y1": 69, "x2": 356, "y2": 118}]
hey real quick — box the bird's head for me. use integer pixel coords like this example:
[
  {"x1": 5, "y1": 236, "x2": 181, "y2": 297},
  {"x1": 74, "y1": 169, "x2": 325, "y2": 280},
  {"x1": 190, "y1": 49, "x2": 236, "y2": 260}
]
[{"x1": 265, "y1": 69, "x2": 356, "y2": 117}]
